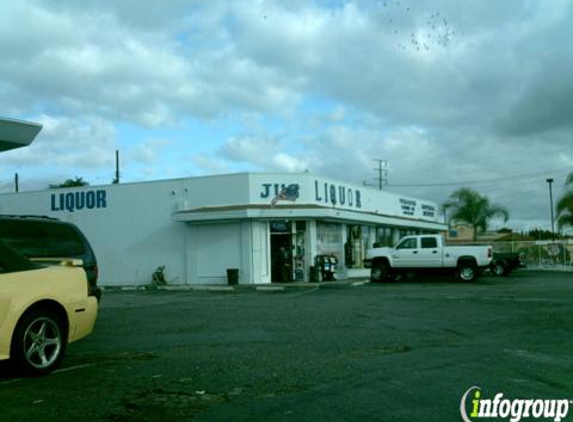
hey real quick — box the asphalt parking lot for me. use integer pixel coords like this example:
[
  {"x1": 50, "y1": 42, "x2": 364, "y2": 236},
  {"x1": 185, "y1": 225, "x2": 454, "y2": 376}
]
[{"x1": 1, "y1": 271, "x2": 573, "y2": 422}]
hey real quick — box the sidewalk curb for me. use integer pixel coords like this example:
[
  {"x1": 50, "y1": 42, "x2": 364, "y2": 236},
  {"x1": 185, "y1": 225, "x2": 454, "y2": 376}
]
[
  {"x1": 255, "y1": 286, "x2": 285, "y2": 292},
  {"x1": 102, "y1": 279, "x2": 371, "y2": 293}
]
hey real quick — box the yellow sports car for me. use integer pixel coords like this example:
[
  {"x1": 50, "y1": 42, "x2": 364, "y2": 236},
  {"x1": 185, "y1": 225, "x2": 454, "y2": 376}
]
[{"x1": 0, "y1": 240, "x2": 98, "y2": 376}]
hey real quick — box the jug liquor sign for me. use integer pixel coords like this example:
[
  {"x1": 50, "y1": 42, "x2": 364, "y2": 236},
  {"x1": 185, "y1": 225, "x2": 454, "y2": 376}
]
[
  {"x1": 260, "y1": 183, "x2": 300, "y2": 206},
  {"x1": 258, "y1": 180, "x2": 362, "y2": 210},
  {"x1": 315, "y1": 180, "x2": 362, "y2": 209}
]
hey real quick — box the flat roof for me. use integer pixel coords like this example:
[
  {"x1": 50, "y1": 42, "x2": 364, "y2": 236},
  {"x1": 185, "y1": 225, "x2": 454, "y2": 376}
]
[{"x1": 0, "y1": 117, "x2": 42, "y2": 152}]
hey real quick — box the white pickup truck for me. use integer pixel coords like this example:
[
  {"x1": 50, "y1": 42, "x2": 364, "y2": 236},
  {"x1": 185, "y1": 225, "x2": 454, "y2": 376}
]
[{"x1": 364, "y1": 234, "x2": 493, "y2": 282}]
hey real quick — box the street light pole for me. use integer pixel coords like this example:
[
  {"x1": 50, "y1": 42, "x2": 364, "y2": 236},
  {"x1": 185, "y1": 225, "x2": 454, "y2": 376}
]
[{"x1": 546, "y1": 178, "x2": 555, "y2": 243}]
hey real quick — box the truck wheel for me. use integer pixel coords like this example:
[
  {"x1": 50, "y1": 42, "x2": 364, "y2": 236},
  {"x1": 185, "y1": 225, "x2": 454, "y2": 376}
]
[
  {"x1": 458, "y1": 261, "x2": 477, "y2": 282},
  {"x1": 11, "y1": 308, "x2": 67, "y2": 376},
  {"x1": 492, "y1": 261, "x2": 507, "y2": 276},
  {"x1": 371, "y1": 261, "x2": 389, "y2": 283}
]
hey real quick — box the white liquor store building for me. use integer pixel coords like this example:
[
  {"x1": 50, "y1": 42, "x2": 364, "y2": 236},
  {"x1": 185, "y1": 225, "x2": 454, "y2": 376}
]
[{"x1": 0, "y1": 173, "x2": 445, "y2": 286}]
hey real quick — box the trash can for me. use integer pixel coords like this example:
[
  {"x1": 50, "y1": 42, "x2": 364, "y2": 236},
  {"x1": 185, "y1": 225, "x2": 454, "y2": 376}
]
[
  {"x1": 309, "y1": 266, "x2": 319, "y2": 283},
  {"x1": 226, "y1": 268, "x2": 239, "y2": 285}
]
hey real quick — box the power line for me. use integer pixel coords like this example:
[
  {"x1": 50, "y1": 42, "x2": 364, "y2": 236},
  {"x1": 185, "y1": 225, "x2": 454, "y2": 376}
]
[
  {"x1": 388, "y1": 167, "x2": 572, "y2": 188},
  {"x1": 364, "y1": 159, "x2": 388, "y2": 190}
]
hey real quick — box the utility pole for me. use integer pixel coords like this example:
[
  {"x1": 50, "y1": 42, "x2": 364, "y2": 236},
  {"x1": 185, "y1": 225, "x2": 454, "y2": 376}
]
[
  {"x1": 14, "y1": 173, "x2": 19, "y2": 193},
  {"x1": 113, "y1": 150, "x2": 120, "y2": 184},
  {"x1": 364, "y1": 159, "x2": 388, "y2": 190},
  {"x1": 546, "y1": 178, "x2": 555, "y2": 243}
]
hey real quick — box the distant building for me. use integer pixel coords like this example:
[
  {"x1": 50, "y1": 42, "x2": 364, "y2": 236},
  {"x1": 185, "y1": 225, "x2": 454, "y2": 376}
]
[{"x1": 446, "y1": 224, "x2": 534, "y2": 244}]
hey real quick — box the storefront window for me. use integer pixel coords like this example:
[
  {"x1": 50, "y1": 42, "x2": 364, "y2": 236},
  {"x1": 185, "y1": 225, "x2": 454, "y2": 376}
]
[
  {"x1": 400, "y1": 229, "x2": 417, "y2": 238},
  {"x1": 346, "y1": 225, "x2": 372, "y2": 268},
  {"x1": 294, "y1": 222, "x2": 307, "y2": 281},
  {"x1": 365, "y1": 225, "x2": 377, "y2": 257},
  {"x1": 375, "y1": 227, "x2": 394, "y2": 247},
  {"x1": 317, "y1": 223, "x2": 341, "y2": 257}
]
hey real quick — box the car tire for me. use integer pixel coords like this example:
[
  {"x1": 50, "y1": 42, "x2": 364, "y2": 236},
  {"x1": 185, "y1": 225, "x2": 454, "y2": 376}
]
[
  {"x1": 11, "y1": 308, "x2": 67, "y2": 376},
  {"x1": 458, "y1": 261, "x2": 477, "y2": 282},
  {"x1": 371, "y1": 261, "x2": 389, "y2": 283},
  {"x1": 492, "y1": 261, "x2": 507, "y2": 277}
]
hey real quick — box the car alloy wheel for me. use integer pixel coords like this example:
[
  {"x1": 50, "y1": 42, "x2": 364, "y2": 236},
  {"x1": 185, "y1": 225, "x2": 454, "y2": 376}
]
[
  {"x1": 458, "y1": 262, "x2": 477, "y2": 282},
  {"x1": 12, "y1": 309, "x2": 67, "y2": 376},
  {"x1": 23, "y1": 316, "x2": 63, "y2": 369}
]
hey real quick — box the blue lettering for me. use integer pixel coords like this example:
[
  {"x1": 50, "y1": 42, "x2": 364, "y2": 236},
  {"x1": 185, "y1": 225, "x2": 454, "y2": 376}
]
[
  {"x1": 313, "y1": 180, "x2": 362, "y2": 209},
  {"x1": 96, "y1": 190, "x2": 107, "y2": 208},
  {"x1": 86, "y1": 191, "x2": 96, "y2": 209},
  {"x1": 260, "y1": 183, "x2": 272, "y2": 198},
  {"x1": 50, "y1": 194, "x2": 59, "y2": 211},
  {"x1": 273, "y1": 184, "x2": 287, "y2": 196},
  {"x1": 75, "y1": 192, "x2": 85, "y2": 210},
  {"x1": 339, "y1": 187, "x2": 346, "y2": 205},
  {"x1": 65, "y1": 193, "x2": 75, "y2": 212},
  {"x1": 49, "y1": 189, "x2": 107, "y2": 212},
  {"x1": 315, "y1": 180, "x2": 322, "y2": 202}
]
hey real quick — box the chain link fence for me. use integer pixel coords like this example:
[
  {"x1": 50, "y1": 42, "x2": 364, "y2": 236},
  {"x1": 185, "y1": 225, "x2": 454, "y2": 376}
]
[{"x1": 493, "y1": 241, "x2": 573, "y2": 271}]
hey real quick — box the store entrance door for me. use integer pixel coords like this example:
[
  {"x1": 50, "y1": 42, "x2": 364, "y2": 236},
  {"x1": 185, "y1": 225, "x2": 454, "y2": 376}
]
[{"x1": 270, "y1": 221, "x2": 292, "y2": 283}]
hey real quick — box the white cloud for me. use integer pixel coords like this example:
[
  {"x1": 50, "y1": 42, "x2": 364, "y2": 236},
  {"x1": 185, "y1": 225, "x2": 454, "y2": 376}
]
[
  {"x1": 218, "y1": 136, "x2": 280, "y2": 163},
  {"x1": 271, "y1": 153, "x2": 308, "y2": 173},
  {"x1": 130, "y1": 138, "x2": 171, "y2": 165},
  {"x1": 1, "y1": 0, "x2": 572, "y2": 228},
  {"x1": 191, "y1": 154, "x2": 229, "y2": 174},
  {"x1": 2, "y1": 0, "x2": 572, "y2": 131},
  {"x1": 208, "y1": 117, "x2": 572, "y2": 225}
]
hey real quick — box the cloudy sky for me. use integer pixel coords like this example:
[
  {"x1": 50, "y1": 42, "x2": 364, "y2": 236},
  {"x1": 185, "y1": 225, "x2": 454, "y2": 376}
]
[{"x1": 1, "y1": 0, "x2": 572, "y2": 232}]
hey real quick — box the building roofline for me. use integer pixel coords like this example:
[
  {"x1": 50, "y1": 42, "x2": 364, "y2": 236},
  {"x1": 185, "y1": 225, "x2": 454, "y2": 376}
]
[
  {"x1": 173, "y1": 204, "x2": 447, "y2": 230},
  {"x1": 0, "y1": 171, "x2": 428, "y2": 202}
]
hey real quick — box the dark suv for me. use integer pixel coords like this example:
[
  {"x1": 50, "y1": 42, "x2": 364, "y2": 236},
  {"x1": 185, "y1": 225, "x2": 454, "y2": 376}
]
[{"x1": 0, "y1": 215, "x2": 101, "y2": 301}]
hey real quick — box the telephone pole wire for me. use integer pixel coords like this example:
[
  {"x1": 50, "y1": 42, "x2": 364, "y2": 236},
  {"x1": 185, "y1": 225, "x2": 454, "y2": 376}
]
[{"x1": 364, "y1": 159, "x2": 388, "y2": 190}]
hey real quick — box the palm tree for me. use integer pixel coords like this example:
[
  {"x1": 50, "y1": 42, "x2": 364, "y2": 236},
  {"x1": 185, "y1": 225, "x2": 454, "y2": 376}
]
[
  {"x1": 49, "y1": 177, "x2": 89, "y2": 189},
  {"x1": 556, "y1": 172, "x2": 573, "y2": 230},
  {"x1": 443, "y1": 188, "x2": 509, "y2": 241}
]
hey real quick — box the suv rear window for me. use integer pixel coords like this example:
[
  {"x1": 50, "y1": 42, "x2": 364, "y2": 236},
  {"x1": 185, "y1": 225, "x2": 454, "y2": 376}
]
[
  {"x1": 0, "y1": 220, "x2": 86, "y2": 257},
  {"x1": 0, "y1": 239, "x2": 41, "y2": 273}
]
